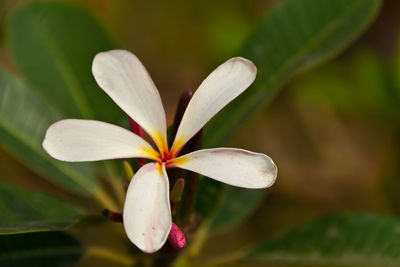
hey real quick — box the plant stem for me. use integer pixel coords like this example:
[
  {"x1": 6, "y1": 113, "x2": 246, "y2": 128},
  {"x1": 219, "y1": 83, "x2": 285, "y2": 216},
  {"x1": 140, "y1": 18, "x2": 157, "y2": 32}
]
[
  {"x1": 169, "y1": 89, "x2": 194, "y2": 145},
  {"x1": 102, "y1": 209, "x2": 123, "y2": 222},
  {"x1": 169, "y1": 90, "x2": 194, "y2": 188},
  {"x1": 172, "y1": 223, "x2": 210, "y2": 267},
  {"x1": 181, "y1": 130, "x2": 202, "y2": 225}
]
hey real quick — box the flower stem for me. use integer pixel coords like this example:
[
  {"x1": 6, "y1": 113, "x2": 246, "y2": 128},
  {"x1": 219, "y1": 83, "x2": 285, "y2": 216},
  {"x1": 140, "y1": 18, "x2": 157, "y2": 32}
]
[
  {"x1": 169, "y1": 90, "x2": 194, "y2": 188},
  {"x1": 102, "y1": 209, "x2": 123, "y2": 222},
  {"x1": 169, "y1": 89, "x2": 194, "y2": 145},
  {"x1": 181, "y1": 130, "x2": 202, "y2": 225},
  {"x1": 172, "y1": 223, "x2": 210, "y2": 266}
]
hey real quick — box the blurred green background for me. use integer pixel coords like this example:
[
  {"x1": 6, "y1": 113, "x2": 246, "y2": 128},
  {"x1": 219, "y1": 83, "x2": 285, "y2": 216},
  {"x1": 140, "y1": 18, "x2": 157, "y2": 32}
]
[{"x1": 0, "y1": 0, "x2": 399, "y2": 266}]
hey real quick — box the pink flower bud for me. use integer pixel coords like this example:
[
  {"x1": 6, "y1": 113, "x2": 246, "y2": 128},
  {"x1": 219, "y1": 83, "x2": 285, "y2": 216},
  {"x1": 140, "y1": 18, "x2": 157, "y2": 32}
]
[{"x1": 168, "y1": 223, "x2": 186, "y2": 249}]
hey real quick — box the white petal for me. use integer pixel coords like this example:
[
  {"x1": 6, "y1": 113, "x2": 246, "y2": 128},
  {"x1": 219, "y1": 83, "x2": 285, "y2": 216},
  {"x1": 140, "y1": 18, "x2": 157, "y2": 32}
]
[
  {"x1": 171, "y1": 148, "x2": 277, "y2": 189},
  {"x1": 43, "y1": 119, "x2": 159, "y2": 162},
  {"x1": 92, "y1": 50, "x2": 168, "y2": 154},
  {"x1": 170, "y1": 58, "x2": 256, "y2": 156},
  {"x1": 123, "y1": 163, "x2": 171, "y2": 253}
]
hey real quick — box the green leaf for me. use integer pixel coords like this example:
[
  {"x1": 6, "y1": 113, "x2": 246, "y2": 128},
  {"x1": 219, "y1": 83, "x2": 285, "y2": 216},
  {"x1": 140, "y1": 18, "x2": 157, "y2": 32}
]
[
  {"x1": 246, "y1": 213, "x2": 400, "y2": 266},
  {"x1": 291, "y1": 48, "x2": 397, "y2": 120},
  {"x1": 0, "y1": 183, "x2": 85, "y2": 234},
  {"x1": 210, "y1": 188, "x2": 266, "y2": 231},
  {"x1": 194, "y1": 179, "x2": 269, "y2": 232},
  {"x1": 197, "y1": 0, "x2": 380, "y2": 232},
  {"x1": 6, "y1": 2, "x2": 124, "y2": 123},
  {"x1": 205, "y1": 0, "x2": 381, "y2": 147},
  {"x1": 0, "y1": 231, "x2": 83, "y2": 266},
  {"x1": 0, "y1": 69, "x2": 97, "y2": 195},
  {"x1": 194, "y1": 178, "x2": 225, "y2": 219}
]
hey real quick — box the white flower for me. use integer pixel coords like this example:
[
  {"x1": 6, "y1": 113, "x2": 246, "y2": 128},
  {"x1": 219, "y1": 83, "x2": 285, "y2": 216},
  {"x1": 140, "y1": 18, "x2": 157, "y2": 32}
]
[{"x1": 42, "y1": 50, "x2": 277, "y2": 253}]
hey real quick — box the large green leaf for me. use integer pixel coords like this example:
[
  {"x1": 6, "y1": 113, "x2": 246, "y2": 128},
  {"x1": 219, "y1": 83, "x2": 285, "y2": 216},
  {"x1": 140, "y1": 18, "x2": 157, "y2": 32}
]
[
  {"x1": 0, "y1": 69, "x2": 97, "y2": 195},
  {"x1": 194, "y1": 178, "x2": 225, "y2": 220},
  {"x1": 6, "y1": 2, "x2": 124, "y2": 123},
  {"x1": 0, "y1": 183, "x2": 85, "y2": 234},
  {"x1": 246, "y1": 213, "x2": 400, "y2": 266},
  {"x1": 291, "y1": 49, "x2": 395, "y2": 119},
  {"x1": 0, "y1": 231, "x2": 83, "y2": 266},
  {"x1": 194, "y1": 178, "x2": 271, "y2": 232},
  {"x1": 205, "y1": 0, "x2": 381, "y2": 147},
  {"x1": 197, "y1": 0, "x2": 380, "y2": 231},
  {"x1": 210, "y1": 188, "x2": 266, "y2": 231}
]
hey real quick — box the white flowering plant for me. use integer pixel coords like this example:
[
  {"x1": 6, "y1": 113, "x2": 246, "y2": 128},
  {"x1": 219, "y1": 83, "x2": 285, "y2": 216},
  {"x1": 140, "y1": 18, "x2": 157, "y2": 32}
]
[{"x1": 0, "y1": 0, "x2": 387, "y2": 266}]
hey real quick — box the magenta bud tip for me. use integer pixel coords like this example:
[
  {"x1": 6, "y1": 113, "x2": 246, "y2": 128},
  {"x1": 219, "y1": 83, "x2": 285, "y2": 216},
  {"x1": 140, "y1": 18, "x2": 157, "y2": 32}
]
[{"x1": 168, "y1": 223, "x2": 186, "y2": 249}]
